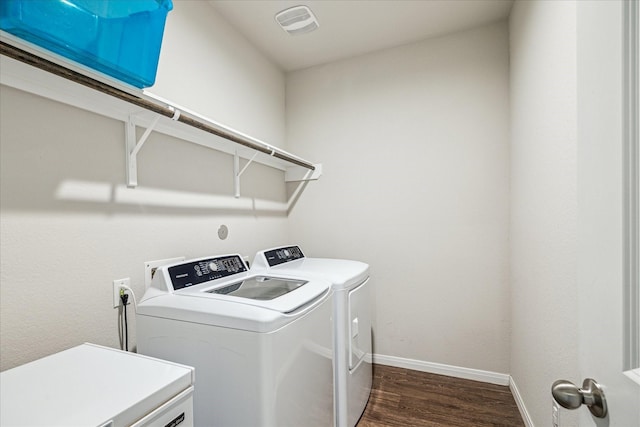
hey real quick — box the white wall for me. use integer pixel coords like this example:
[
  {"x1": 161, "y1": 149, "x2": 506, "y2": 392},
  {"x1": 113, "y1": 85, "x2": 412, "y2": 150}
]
[
  {"x1": 0, "y1": 1, "x2": 287, "y2": 371},
  {"x1": 151, "y1": 0, "x2": 285, "y2": 146},
  {"x1": 509, "y1": 1, "x2": 580, "y2": 426},
  {"x1": 286, "y1": 23, "x2": 511, "y2": 374}
]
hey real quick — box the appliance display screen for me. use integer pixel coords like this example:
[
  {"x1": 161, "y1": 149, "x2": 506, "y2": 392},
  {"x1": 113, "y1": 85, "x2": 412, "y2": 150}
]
[
  {"x1": 264, "y1": 246, "x2": 305, "y2": 267},
  {"x1": 169, "y1": 255, "x2": 247, "y2": 290}
]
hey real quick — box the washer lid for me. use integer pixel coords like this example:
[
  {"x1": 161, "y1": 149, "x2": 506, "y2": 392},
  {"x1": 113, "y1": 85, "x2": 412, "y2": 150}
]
[
  {"x1": 137, "y1": 275, "x2": 331, "y2": 332},
  {"x1": 182, "y1": 274, "x2": 327, "y2": 314},
  {"x1": 252, "y1": 247, "x2": 369, "y2": 290},
  {"x1": 210, "y1": 276, "x2": 306, "y2": 300}
]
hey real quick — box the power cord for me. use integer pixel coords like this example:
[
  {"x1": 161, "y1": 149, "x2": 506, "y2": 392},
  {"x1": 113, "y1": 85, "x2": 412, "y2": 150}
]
[
  {"x1": 118, "y1": 285, "x2": 137, "y2": 352},
  {"x1": 120, "y1": 290, "x2": 129, "y2": 351},
  {"x1": 118, "y1": 284, "x2": 138, "y2": 312}
]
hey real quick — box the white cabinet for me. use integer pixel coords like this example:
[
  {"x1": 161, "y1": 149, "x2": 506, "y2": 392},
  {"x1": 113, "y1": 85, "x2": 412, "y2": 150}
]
[{"x1": 0, "y1": 343, "x2": 195, "y2": 427}]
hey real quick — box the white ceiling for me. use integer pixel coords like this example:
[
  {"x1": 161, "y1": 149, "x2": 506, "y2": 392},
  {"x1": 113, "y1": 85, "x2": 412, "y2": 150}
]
[{"x1": 208, "y1": 0, "x2": 514, "y2": 72}]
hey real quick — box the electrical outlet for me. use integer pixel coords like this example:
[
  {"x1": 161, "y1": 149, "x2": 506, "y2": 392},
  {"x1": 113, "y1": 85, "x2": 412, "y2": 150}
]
[
  {"x1": 144, "y1": 257, "x2": 185, "y2": 289},
  {"x1": 113, "y1": 278, "x2": 130, "y2": 308}
]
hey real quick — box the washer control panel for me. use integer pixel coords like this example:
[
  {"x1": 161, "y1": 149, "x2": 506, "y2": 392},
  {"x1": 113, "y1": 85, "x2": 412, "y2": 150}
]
[
  {"x1": 263, "y1": 246, "x2": 305, "y2": 267},
  {"x1": 168, "y1": 255, "x2": 247, "y2": 290}
]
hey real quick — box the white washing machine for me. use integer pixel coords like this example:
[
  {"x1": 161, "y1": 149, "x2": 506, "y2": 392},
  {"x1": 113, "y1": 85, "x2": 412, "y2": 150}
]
[
  {"x1": 0, "y1": 343, "x2": 194, "y2": 427},
  {"x1": 136, "y1": 254, "x2": 334, "y2": 427},
  {"x1": 252, "y1": 246, "x2": 372, "y2": 427}
]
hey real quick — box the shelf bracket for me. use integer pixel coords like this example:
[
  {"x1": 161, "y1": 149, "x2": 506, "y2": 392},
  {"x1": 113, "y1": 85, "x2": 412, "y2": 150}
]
[
  {"x1": 125, "y1": 108, "x2": 181, "y2": 188},
  {"x1": 234, "y1": 150, "x2": 261, "y2": 198},
  {"x1": 285, "y1": 163, "x2": 323, "y2": 182}
]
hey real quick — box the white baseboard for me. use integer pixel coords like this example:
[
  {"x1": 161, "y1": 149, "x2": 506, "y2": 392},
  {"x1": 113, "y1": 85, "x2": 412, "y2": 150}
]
[
  {"x1": 509, "y1": 376, "x2": 535, "y2": 427},
  {"x1": 372, "y1": 353, "x2": 510, "y2": 386}
]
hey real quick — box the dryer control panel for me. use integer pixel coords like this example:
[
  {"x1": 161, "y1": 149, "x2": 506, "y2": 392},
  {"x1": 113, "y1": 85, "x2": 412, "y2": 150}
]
[
  {"x1": 263, "y1": 246, "x2": 305, "y2": 267},
  {"x1": 168, "y1": 255, "x2": 247, "y2": 290}
]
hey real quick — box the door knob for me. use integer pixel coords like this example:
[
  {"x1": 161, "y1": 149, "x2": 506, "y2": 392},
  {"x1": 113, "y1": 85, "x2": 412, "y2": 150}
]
[{"x1": 551, "y1": 378, "x2": 608, "y2": 418}]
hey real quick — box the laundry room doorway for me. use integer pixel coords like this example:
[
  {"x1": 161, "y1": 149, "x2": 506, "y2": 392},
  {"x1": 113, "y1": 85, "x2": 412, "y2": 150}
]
[{"x1": 566, "y1": 1, "x2": 640, "y2": 425}]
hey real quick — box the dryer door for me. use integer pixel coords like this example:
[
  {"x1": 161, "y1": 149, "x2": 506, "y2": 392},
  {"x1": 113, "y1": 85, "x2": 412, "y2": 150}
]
[{"x1": 348, "y1": 278, "x2": 372, "y2": 371}]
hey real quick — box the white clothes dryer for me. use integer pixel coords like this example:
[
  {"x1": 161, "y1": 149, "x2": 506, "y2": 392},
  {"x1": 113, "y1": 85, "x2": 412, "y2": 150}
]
[
  {"x1": 136, "y1": 254, "x2": 334, "y2": 427},
  {"x1": 252, "y1": 246, "x2": 372, "y2": 427}
]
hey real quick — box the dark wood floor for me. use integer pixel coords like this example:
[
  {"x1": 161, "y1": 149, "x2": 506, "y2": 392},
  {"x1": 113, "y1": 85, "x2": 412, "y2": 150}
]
[{"x1": 357, "y1": 364, "x2": 525, "y2": 427}]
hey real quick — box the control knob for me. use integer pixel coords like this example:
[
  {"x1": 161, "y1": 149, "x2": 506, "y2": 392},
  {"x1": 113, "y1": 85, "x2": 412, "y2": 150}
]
[{"x1": 209, "y1": 262, "x2": 219, "y2": 272}]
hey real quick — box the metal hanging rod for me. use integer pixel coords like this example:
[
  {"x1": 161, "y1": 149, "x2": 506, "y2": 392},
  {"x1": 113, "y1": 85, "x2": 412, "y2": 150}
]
[{"x1": 0, "y1": 41, "x2": 316, "y2": 171}]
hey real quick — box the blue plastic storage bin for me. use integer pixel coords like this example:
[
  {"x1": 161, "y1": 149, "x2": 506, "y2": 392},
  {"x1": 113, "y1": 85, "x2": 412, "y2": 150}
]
[{"x1": 0, "y1": 0, "x2": 173, "y2": 88}]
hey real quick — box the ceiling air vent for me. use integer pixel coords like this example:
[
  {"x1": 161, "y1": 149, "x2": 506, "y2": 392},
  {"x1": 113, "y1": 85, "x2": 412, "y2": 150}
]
[{"x1": 275, "y1": 5, "x2": 319, "y2": 35}]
